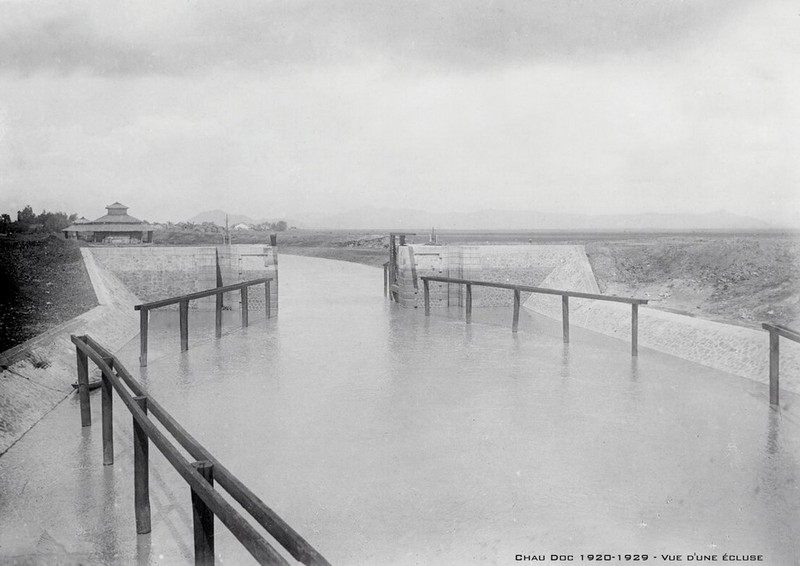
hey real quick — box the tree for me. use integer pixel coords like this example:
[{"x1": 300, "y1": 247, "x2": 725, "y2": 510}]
[
  {"x1": 275, "y1": 220, "x2": 287, "y2": 231},
  {"x1": 39, "y1": 211, "x2": 70, "y2": 232},
  {"x1": 17, "y1": 205, "x2": 35, "y2": 225},
  {"x1": 0, "y1": 213, "x2": 10, "y2": 233}
]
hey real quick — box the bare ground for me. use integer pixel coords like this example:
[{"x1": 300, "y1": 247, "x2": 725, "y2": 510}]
[{"x1": 584, "y1": 235, "x2": 800, "y2": 329}]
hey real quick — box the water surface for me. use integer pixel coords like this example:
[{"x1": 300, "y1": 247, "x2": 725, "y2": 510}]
[{"x1": 106, "y1": 255, "x2": 800, "y2": 564}]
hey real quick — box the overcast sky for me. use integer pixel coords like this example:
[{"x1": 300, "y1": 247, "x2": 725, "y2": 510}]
[{"x1": 0, "y1": 0, "x2": 798, "y2": 226}]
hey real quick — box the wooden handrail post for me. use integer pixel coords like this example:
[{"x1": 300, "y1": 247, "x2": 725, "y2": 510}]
[
  {"x1": 136, "y1": 277, "x2": 272, "y2": 359},
  {"x1": 136, "y1": 277, "x2": 271, "y2": 311},
  {"x1": 191, "y1": 461, "x2": 216, "y2": 566},
  {"x1": 424, "y1": 279, "x2": 430, "y2": 316},
  {"x1": 419, "y1": 276, "x2": 648, "y2": 360},
  {"x1": 180, "y1": 300, "x2": 190, "y2": 352},
  {"x1": 389, "y1": 235, "x2": 396, "y2": 302},
  {"x1": 265, "y1": 281, "x2": 271, "y2": 319},
  {"x1": 101, "y1": 356, "x2": 114, "y2": 466},
  {"x1": 241, "y1": 286, "x2": 249, "y2": 328},
  {"x1": 769, "y1": 330, "x2": 779, "y2": 406},
  {"x1": 133, "y1": 396, "x2": 151, "y2": 534},
  {"x1": 465, "y1": 284, "x2": 472, "y2": 324},
  {"x1": 76, "y1": 343, "x2": 91, "y2": 427},
  {"x1": 215, "y1": 291, "x2": 223, "y2": 339},
  {"x1": 139, "y1": 309, "x2": 149, "y2": 367}
]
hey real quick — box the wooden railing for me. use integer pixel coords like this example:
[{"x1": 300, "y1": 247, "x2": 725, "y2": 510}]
[
  {"x1": 71, "y1": 334, "x2": 330, "y2": 566},
  {"x1": 135, "y1": 277, "x2": 273, "y2": 367},
  {"x1": 762, "y1": 323, "x2": 799, "y2": 406},
  {"x1": 421, "y1": 276, "x2": 648, "y2": 356}
]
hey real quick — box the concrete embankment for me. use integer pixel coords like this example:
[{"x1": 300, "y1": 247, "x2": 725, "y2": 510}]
[
  {"x1": 396, "y1": 244, "x2": 591, "y2": 308},
  {"x1": 524, "y1": 249, "x2": 800, "y2": 395},
  {"x1": 0, "y1": 249, "x2": 140, "y2": 454},
  {"x1": 89, "y1": 244, "x2": 278, "y2": 312},
  {"x1": 0, "y1": 244, "x2": 279, "y2": 455}
]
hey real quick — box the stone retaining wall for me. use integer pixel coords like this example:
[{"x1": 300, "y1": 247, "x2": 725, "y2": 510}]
[
  {"x1": 217, "y1": 244, "x2": 279, "y2": 313},
  {"x1": 89, "y1": 245, "x2": 278, "y2": 312},
  {"x1": 396, "y1": 244, "x2": 590, "y2": 309}
]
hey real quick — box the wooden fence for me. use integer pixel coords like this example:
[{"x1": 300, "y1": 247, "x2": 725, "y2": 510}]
[
  {"x1": 421, "y1": 276, "x2": 648, "y2": 356},
  {"x1": 135, "y1": 277, "x2": 272, "y2": 366},
  {"x1": 71, "y1": 334, "x2": 330, "y2": 566}
]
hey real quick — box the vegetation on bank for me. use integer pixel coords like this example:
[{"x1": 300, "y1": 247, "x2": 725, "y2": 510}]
[
  {"x1": 0, "y1": 235, "x2": 97, "y2": 352},
  {"x1": 0, "y1": 205, "x2": 80, "y2": 235}
]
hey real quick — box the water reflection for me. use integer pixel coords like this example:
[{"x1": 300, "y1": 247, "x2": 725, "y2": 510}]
[
  {"x1": 629, "y1": 356, "x2": 639, "y2": 382},
  {"x1": 766, "y1": 409, "x2": 780, "y2": 456},
  {"x1": 757, "y1": 409, "x2": 800, "y2": 564},
  {"x1": 560, "y1": 343, "x2": 570, "y2": 378},
  {"x1": 135, "y1": 533, "x2": 151, "y2": 566}
]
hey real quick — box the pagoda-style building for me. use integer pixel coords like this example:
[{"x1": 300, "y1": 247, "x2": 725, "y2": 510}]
[{"x1": 63, "y1": 202, "x2": 153, "y2": 244}]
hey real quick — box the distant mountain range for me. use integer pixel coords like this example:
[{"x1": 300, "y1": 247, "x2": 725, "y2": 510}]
[{"x1": 189, "y1": 207, "x2": 776, "y2": 231}]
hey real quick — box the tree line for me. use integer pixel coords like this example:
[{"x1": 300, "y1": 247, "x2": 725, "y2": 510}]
[
  {"x1": 0, "y1": 205, "x2": 291, "y2": 235},
  {"x1": 163, "y1": 220, "x2": 288, "y2": 232},
  {"x1": 0, "y1": 205, "x2": 78, "y2": 234}
]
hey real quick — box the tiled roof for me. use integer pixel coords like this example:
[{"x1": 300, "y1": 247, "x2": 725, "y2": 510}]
[
  {"x1": 91, "y1": 212, "x2": 142, "y2": 224},
  {"x1": 63, "y1": 223, "x2": 153, "y2": 232}
]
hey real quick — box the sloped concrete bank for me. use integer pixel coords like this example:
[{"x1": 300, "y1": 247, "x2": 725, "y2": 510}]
[
  {"x1": 0, "y1": 244, "x2": 279, "y2": 455},
  {"x1": 524, "y1": 249, "x2": 800, "y2": 395},
  {"x1": 0, "y1": 249, "x2": 140, "y2": 455},
  {"x1": 89, "y1": 244, "x2": 278, "y2": 312},
  {"x1": 396, "y1": 244, "x2": 592, "y2": 308},
  {"x1": 395, "y1": 242, "x2": 799, "y2": 395}
]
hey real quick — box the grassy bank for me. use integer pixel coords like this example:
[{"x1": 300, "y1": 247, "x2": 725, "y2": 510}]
[{"x1": 0, "y1": 235, "x2": 97, "y2": 352}]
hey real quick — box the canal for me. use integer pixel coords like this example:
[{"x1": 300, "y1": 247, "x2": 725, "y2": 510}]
[{"x1": 1, "y1": 254, "x2": 798, "y2": 565}]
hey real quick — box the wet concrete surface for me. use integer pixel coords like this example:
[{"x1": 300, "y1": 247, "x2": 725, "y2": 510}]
[{"x1": 1, "y1": 255, "x2": 799, "y2": 565}]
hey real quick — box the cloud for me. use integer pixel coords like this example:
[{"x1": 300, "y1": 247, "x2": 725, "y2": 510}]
[
  {"x1": 0, "y1": 0, "x2": 752, "y2": 76},
  {"x1": 1, "y1": 0, "x2": 797, "y2": 227}
]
